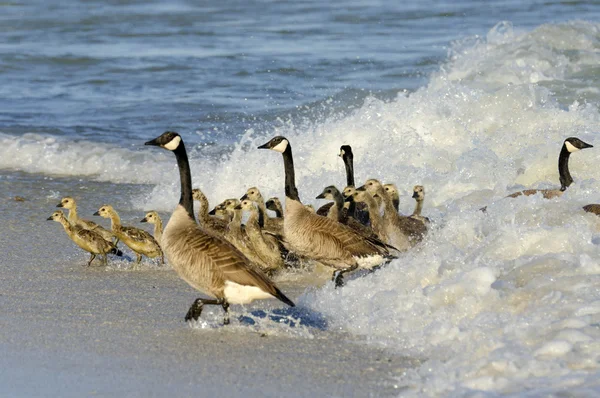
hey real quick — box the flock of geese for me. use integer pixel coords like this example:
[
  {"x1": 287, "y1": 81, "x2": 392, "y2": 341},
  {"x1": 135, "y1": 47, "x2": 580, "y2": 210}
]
[{"x1": 47, "y1": 133, "x2": 597, "y2": 325}]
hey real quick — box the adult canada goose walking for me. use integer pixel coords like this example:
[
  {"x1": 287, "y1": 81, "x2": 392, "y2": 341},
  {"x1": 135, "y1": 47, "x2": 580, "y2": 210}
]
[
  {"x1": 145, "y1": 131, "x2": 294, "y2": 324},
  {"x1": 57, "y1": 196, "x2": 115, "y2": 243},
  {"x1": 258, "y1": 136, "x2": 398, "y2": 286},
  {"x1": 507, "y1": 137, "x2": 592, "y2": 199},
  {"x1": 47, "y1": 210, "x2": 122, "y2": 266},
  {"x1": 94, "y1": 205, "x2": 164, "y2": 265}
]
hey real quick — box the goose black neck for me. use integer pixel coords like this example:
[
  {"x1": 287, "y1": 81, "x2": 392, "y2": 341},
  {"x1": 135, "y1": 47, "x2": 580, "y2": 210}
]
[
  {"x1": 282, "y1": 145, "x2": 300, "y2": 201},
  {"x1": 256, "y1": 206, "x2": 266, "y2": 228},
  {"x1": 173, "y1": 142, "x2": 195, "y2": 220},
  {"x1": 558, "y1": 145, "x2": 573, "y2": 191},
  {"x1": 343, "y1": 153, "x2": 355, "y2": 187},
  {"x1": 273, "y1": 208, "x2": 283, "y2": 218}
]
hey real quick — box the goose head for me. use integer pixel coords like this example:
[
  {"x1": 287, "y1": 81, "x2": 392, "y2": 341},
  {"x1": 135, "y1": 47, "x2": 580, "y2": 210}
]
[
  {"x1": 383, "y1": 183, "x2": 399, "y2": 199},
  {"x1": 339, "y1": 145, "x2": 353, "y2": 159},
  {"x1": 265, "y1": 197, "x2": 282, "y2": 211},
  {"x1": 241, "y1": 187, "x2": 263, "y2": 202},
  {"x1": 47, "y1": 210, "x2": 66, "y2": 222},
  {"x1": 57, "y1": 196, "x2": 75, "y2": 209},
  {"x1": 144, "y1": 131, "x2": 182, "y2": 151},
  {"x1": 359, "y1": 179, "x2": 383, "y2": 196},
  {"x1": 94, "y1": 205, "x2": 115, "y2": 218},
  {"x1": 316, "y1": 185, "x2": 339, "y2": 201},
  {"x1": 412, "y1": 185, "x2": 425, "y2": 201},
  {"x1": 191, "y1": 188, "x2": 205, "y2": 201},
  {"x1": 257, "y1": 136, "x2": 289, "y2": 153},
  {"x1": 234, "y1": 199, "x2": 256, "y2": 213},
  {"x1": 141, "y1": 210, "x2": 159, "y2": 224},
  {"x1": 564, "y1": 137, "x2": 593, "y2": 153}
]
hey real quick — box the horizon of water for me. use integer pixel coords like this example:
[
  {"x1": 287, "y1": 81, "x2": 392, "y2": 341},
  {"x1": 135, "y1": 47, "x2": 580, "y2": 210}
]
[{"x1": 2, "y1": 1, "x2": 600, "y2": 396}]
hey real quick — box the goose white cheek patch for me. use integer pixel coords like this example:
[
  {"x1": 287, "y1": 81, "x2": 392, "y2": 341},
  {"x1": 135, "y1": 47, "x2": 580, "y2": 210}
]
[
  {"x1": 271, "y1": 139, "x2": 289, "y2": 153},
  {"x1": 564, "y1": 141, "x2": 579, "y2": 153},
  {"x1": 163, "y1": 136, "x2": 181, "y2": 151}
]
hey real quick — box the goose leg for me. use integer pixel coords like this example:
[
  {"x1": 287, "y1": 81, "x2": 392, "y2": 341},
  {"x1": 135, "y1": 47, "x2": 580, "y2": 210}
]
[
  {"x1": 102, "y1": 254, "x2": 108, "y2": 266},
  {"x1": 185, "y1": 298, "x2": 228, "y2": 323},
  {"x1": 160, "y1": 253, "x2": 165, "y2": 266},
  {"x1": 136, "y1": 253, "x2": 142, "y2": 264},
  {"x1": 222, "y1": 301, "x2": 230, "y2": 325},
  {"x1": 332, "y1": 264, "x2": 358, "y2": 288},
  {"x1": 87, "y1": 254, "x2": 96, "y2": 267}
]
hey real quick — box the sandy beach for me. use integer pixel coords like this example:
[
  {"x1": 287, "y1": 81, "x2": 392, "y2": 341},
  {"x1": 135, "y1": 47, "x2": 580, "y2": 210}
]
[{"x1": 0, "y1": 184, "x2": 415, "y2": 397}]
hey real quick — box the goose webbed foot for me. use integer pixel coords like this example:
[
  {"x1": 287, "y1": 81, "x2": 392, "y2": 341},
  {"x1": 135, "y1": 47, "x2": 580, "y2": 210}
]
[
  {"x1": 332, "y1": 270, "x2": 345, "y2": 288},
  {"x1": 185, "y1": 298, "x2": 229, "y2": 325}
]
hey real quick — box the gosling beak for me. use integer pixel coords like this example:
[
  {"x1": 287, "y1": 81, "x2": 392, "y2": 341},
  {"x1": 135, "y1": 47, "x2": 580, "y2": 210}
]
[
  {"x1": 56, "y1": 202, "x2": 63, "y2": 208},
  {"x1": 208, "y1": 208, "x2": 216, "y2": 215},
  {"x1": 357, "y1": 186, "x2": 366, "y2": 191},
  {"x1": 412, "y1": 191, "x2": 418, "y2": 199},
  {"x1": 240, "y1": 194, "x2": 248, "y2": 201},
  {"x1": 46, "y1": 216, "x2": 53, "y2": 220},
  {"x1": 93, "y1": 211, "x2": 100, "y2": 216},
  {"x1": 315, "y1": 192, "x2": 326, "y2": 200},
  {"x1": 140, "y1": 217, "x2": 148, "y2": 223},
  {"x1": 234, "y1": 204, "x2": 242, "y2": 210},
  {"x1": 344, "y1": 195, "x2": 354, "y2": 203}
]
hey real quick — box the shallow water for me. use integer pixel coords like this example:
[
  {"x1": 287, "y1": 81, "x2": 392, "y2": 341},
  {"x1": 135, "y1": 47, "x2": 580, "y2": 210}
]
[{"x1": 2, "y1": 0, "x2": 600, "y2": 396}]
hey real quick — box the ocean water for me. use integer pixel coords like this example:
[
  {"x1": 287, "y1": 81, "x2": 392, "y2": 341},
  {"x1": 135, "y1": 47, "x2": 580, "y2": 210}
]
[{"x1": 3, "y1": 0, "x2": 600, "y2": 396}]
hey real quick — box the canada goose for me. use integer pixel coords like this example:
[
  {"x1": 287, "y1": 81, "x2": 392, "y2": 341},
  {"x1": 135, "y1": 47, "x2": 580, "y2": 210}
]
[
  {"x1": 344, "y1": 186, "x2": 388, "y2": 243},
  {"x1": 265, "y1": 197, "x2": 283, "y2": 218},
  {"x1": 241, "y1": 187, "x2": 283, "y2": 235},
  {"x1": 140, "y1": 211, "x2": 164, "y2": 246},
  {"x1": 258, "y1": 136, "x2": 398, "y2": 286},
  {"x1": 507, "y1": 137, "x2": 593, "y2": 199},
  {"x1": 47, "y1": 210, "x2": 121, "y2": 266},
  {"x1": 410, "y1": 185, "x2": 430, "y2": 224},
  {"x1": 362, "y1": 179, "x2": 427, "y2": 250},
  {"x1": 192, "y1": 188, "x2": 227, "y2": 235},
  {"x1": 236, "y1": 199, "x2": 284, "y2": 274},
  {"x1": 94, "y1": 205, "x2": 164, "y2": 265},
  {"x1": 145, "y1": 131, "x2": 294, "y2": 324},
  {"x1": 316, "y1": 185, "x2": 379, "y2": 240},
  {"x1": 57, "y1": 196, "x2": 114, "y2": 243},
  {"x1": 383, "y1": 184, "x2": 400, "y2": 212}
]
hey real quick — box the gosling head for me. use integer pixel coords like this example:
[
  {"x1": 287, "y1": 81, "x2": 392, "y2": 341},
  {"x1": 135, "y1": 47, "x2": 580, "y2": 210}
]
[
  {"x1": 257, "y1": 136, "x2": 289, "y2": 153},
  {"x1": 316, "y1": 185, "x2": 339, "y2": 201},
  {"x1": 241, "y1": 187, "x2": 263, "y2": 202},
  {"x1": 383, "y1": 184, "x2": 399, "y2": 199},
  {"x1": 564, "y1": 137, "x2": 593, "y2": 153},
  {"x1": 342, "y1": 185, "x2": 357, "y2": 199},
  {"x1": 145, "y1": 131, "x2": 182, "y2": 151},
  {"x1": 141, "y1": 210, "x2": 159, "y2": 224},
  {"x1": 94, "y1": 205, "x2": 114, "y2": 218},
  {"x1": 47, "y1": 210, "x2": 66, "y2": 222},
  {"x1": 56, "y1": 196, "x2": 75, "y2": 209},
  {"x1": 359, "y1": 178, "x2": 383, "y2": 195},
  {"x1": 345, "y1": 187, "x2": 371, "y2": 204},
  {"x1": 265, "y1": 197, "x2": 281, "y2": 211},
  {"x1": 234, "y1": 199, "x2": 256, "y2": 212},
  {"x1": 412, "y1": 185, "x2": 425, "y2": 201}
]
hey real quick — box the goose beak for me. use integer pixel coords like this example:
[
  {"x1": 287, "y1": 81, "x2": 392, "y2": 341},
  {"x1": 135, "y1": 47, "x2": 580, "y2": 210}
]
[
  {"x1": 240, "y1": 194, "x2": 248, "y2": 201},
  {"x1": 140, "y1": 217, "x2": 148, "y2": 223},
  {"x1": 257, "y1": 142, "x2": 270, "y2": 149},
  {"x1": 412, "y1": 191, "x2": 418, "y2": 199},
  {"x1": 315, "y1": 192, "x2": 326, "y2": 199},
  {"x1": 357, "y1": 185, "x2": 366, "y2": 191},
  {"x1": 208, "y1": 208, "x2": 216, "y2": 215},
  {"x1": 234, "y1": 204, "x2": 242, "y2": 210},
  {"x1": 93, "y1": 211, "x2": 100, "y2": 216},
  {"x1": 144, "y1": 137, "x2": 160, "y2": 146},
  {"x1": 582, "y1": 141, "x2": 593, "y2": 149},
  {"x1": 46, "y1": 216, "x2": 53, "y2": 220},
  {"x1": 56, "y1": 202, "x2": 63, "y2": 208}
]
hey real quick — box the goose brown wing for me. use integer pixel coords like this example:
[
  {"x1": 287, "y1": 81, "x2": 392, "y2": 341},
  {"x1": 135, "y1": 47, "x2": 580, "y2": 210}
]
[
  {"x1": 121, "y1": 226, "x2": 157, "y2": 243},
  {"x1": 180, "y1": 228, "x2": 294, "y2": 307},
  {"x1": 307, "y1": 212, "x2": 391, "y2": 257},
  {"x1": 316, "y1": 202, "x2": 334, "y2": 217}
]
